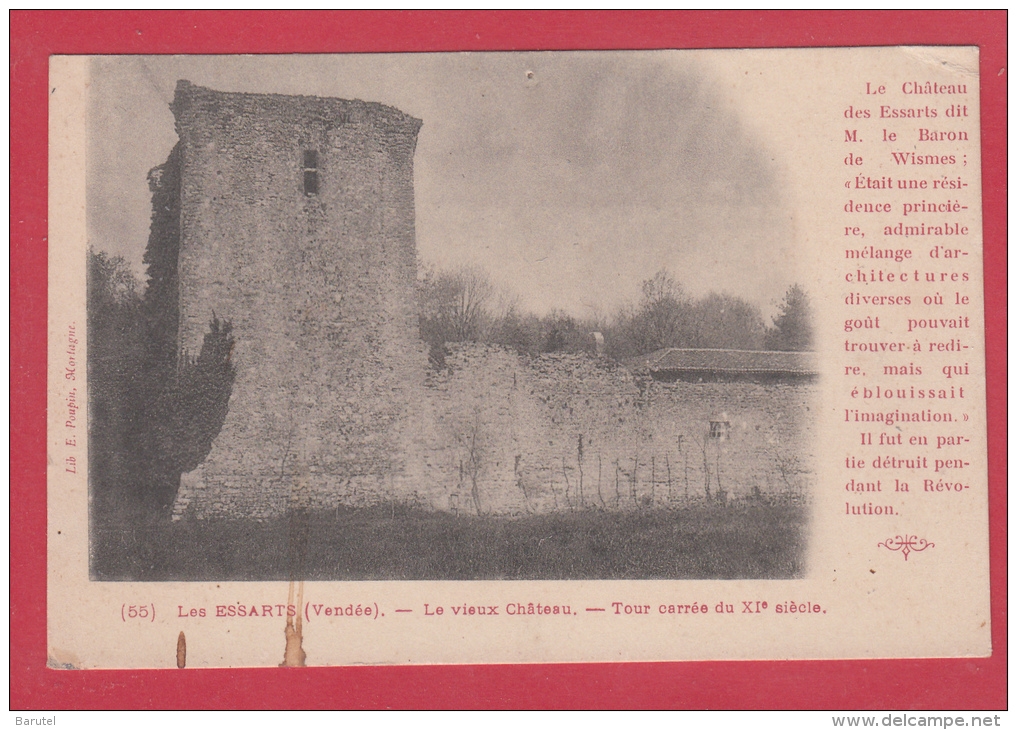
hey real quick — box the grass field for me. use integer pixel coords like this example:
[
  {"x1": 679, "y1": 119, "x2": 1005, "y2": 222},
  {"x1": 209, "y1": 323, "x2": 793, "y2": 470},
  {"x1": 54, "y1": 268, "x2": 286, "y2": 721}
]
[{"x1": 92, "y1": 499, "x2": 808, "y2": 581}]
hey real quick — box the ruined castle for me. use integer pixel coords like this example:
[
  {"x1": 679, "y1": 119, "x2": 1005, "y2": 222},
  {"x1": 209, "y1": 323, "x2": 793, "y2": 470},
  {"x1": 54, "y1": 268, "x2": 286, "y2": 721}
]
[
  {"x1": 164, "y1": 81, "x2": 429, "y2": 518},
  {"x1": 159, "y1": 82, "x2": 815, "y2": 520}
]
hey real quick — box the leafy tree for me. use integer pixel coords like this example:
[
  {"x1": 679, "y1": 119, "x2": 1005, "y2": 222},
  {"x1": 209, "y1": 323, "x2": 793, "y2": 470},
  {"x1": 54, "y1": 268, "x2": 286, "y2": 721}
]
[
  {"x1": 601, "y1": 305, "x2": 641, "y2": 360},
  {"x1": 142, "y1": 317, "x2": 236, "y2": 511},
  {"x1": 490, "y1": 305, "x2": 542, "y2": 355},
  {"x1": 87, "y1": 249, "x2": 146, "y2": 521},
  {"x1": 89, "y1": 245, "x2": 238, "y2": 516},
  {"x1": 693, "y1": 292, "x2": 766, "y2": 350},
  {"x1": 765, "y1": 284, "x2": 814, "y2": 351},
  {"x1": 540, "y1": 310, "x2": 592, "y2": 353},
  {"x1": 142, "y1": 143, "x2": 183, "y2": 367}
]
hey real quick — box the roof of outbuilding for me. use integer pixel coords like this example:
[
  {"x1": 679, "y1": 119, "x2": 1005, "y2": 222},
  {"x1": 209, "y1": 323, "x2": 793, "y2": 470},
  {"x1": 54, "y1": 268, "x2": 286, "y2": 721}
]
[{"x1": 624, "y1": 348, "x2": 819, "y2": 376}]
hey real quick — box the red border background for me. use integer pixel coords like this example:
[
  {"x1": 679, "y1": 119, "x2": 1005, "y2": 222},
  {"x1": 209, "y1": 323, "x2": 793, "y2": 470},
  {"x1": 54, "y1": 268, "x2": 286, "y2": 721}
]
[{"x1": 10, "y1": 10, "x2": 1006, "y2": 710}]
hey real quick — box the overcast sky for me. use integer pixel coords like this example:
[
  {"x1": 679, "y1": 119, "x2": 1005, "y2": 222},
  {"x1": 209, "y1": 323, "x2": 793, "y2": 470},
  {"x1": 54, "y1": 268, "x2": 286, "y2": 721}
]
[{"x1": 88, "y1": 52, "x2": 801, "y2": 318}]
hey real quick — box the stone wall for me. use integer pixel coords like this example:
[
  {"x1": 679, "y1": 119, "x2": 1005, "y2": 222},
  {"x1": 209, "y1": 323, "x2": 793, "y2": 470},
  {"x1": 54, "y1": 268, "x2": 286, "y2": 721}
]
[
  {"x1": 417, "y1": 344, "x2": 816, "y2": 516},
  {"x1": 175, "y1": 326, "x2": 814, "y2": 518}
]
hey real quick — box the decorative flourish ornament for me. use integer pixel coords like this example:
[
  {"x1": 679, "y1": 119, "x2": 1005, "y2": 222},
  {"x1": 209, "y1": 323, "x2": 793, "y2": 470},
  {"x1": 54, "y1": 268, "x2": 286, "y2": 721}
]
[{"x1": 878, "y1": 535, "x2": 935, "y2": 561}]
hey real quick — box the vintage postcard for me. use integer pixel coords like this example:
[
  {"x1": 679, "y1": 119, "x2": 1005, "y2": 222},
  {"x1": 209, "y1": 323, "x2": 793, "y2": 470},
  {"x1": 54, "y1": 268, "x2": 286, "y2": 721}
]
[{"x1": 48, "y1": 47, "x2": 989, "y2": 668}]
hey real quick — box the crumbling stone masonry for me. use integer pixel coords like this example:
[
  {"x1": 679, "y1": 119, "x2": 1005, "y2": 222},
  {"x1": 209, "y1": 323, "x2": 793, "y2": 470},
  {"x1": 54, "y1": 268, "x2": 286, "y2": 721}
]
[
  {"x1": 420, "y1": 344, "x2": 816, "y2": 515},
  {"x1": 167, "y1": 82, "x2": 429, "y2": 518}
]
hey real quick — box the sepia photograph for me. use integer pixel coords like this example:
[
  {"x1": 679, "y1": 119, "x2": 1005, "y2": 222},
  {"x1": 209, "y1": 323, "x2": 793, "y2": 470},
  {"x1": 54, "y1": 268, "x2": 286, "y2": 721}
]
[
  {"x1": 16, "y1": 10, "x2": 1003, "y2": 704},
  {"x1": 45, "y1": 41, "x2": 992, "y2": 670},
  {"x1": 86, "y1": 53, "x2": 817, "y2": 582}
]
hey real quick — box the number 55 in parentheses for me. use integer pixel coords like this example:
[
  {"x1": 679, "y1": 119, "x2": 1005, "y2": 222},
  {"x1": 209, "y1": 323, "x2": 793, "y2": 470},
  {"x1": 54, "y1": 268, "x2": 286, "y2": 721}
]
[{"x1": 121, "y1": 604, "x2": 156, "y2": 622}]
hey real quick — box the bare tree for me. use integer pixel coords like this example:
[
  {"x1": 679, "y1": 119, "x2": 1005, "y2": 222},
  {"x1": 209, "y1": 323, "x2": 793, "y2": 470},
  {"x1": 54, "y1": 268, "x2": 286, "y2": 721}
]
[
  {"x1": 638, "y1": 269, "x2": 695, "y2": 351},
  {"x1": 419, "y1": 264, "x2": 495, "y2": 346},
  {"x1": 605, "y1": 269, "x2": 698, "y2": 357}
]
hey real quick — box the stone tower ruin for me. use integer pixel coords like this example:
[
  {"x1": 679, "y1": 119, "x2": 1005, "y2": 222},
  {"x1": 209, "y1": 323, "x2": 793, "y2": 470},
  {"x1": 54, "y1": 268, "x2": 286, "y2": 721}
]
[{"x1": 164, "y1": 81, "x2": 428, "y2": 518}]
